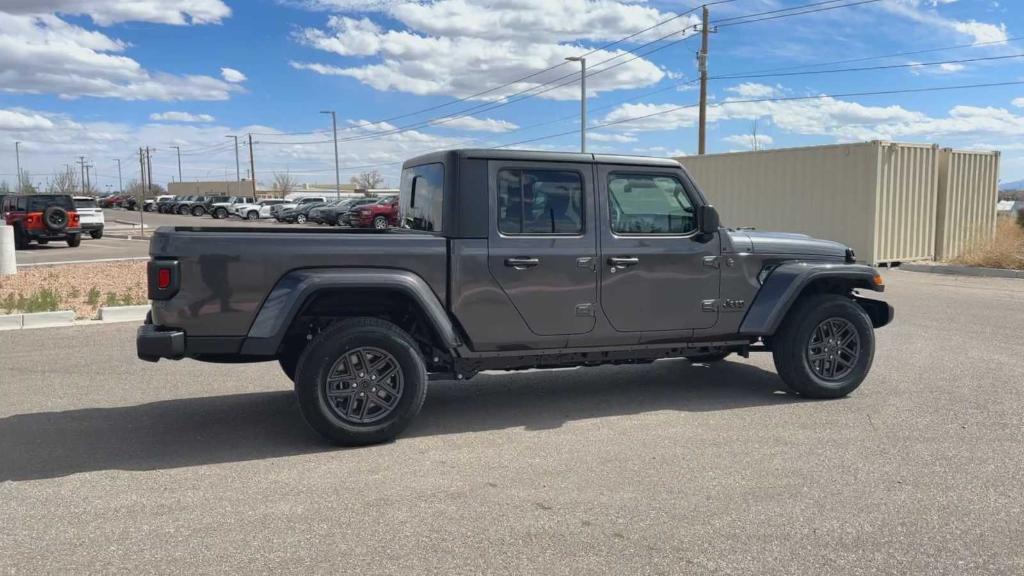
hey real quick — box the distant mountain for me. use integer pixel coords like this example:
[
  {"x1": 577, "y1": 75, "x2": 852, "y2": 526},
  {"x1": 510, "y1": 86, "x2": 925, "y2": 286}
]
[{"x1": 1000, "y1": 179, "x2": 1024, "y2": 192}]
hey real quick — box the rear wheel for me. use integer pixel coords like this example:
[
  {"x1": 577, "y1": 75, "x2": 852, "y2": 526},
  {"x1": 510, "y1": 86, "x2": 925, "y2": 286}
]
[
  {"x1": 294, "y1": 318, "x2": 428, "y2": 446},
  {"x1": 214, "y1": 207, "x2": 229, "y2": 219},
  {"x1": 66, "y1": 233, "x2": 82, "y2": 248},
  {"x1": 177, "y1": 205, "x2": 189, "y2": 215},
  {"x1": 296, "y1": 214, "x2": 307, "y2": 224},
  {"x1": 247, "y1": 211, "x2": 259, "y2": 221},
  {"x1": 772, "y1": 294, "x2": 874, "y2": 399},
  {"x1": 336, "y1": 214, "x2": 347, "y2": 226},
  {"x1": 90, "y1": 229, "x2": 103, "y2": 239},
  {"x1": 13, "y1": 228, "x2": 28, "y2": 250},
  {"x1": 191, "y1": 205, "x2": 206, "y2": 217},
  {"x1": 373, "y1": 216, "x2": 388, "y2": 230}
]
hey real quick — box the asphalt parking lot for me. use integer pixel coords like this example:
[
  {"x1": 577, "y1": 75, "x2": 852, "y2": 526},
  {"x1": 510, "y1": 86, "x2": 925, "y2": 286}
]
[
  {"x1": 14, "y1": 236, "x2": 150, "y2": 266},
  {"x1": 2, "y1": 270, "x2": 1022, "y2": 574}
]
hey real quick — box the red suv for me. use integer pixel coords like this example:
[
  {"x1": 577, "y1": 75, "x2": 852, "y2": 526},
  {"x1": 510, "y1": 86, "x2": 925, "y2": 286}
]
[
  {"x1": 348, "y1": 196, "x2": 399, "y2": 229},
  {"x1": 2, "y1": 194, "x2": 82, "y2": 249}
]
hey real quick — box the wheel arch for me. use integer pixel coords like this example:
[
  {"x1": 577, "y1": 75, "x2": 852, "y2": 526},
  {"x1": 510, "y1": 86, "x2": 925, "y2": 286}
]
[
  {"x1": 239, "y1": 268, "x2": 459, "y2": 358},
  {"x1": 740, "y1": 262, "x2": 887, "y2": 336}
]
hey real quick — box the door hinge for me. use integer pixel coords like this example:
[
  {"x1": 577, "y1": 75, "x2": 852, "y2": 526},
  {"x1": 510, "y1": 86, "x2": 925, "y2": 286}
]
[
  {"x1": 702, "y1": 256, "x2": 720, "y2": 269},
  {"x1": 701, "y1": 299, "x2": 719, "y2": 312}
]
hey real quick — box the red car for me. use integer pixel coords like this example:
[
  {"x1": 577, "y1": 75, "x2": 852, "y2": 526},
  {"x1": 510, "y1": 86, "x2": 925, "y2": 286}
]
[
  {"x1": 348, "y1": 196, "x2": 399, "y2": 229},
  {"x1": 2, "y1": 194, "x2": 82, "y2": 249}
]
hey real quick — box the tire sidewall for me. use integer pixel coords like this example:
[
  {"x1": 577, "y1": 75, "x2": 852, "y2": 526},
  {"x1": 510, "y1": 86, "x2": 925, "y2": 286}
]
[
  {"x1": 781, "y1": 296, "x2": 874, "y2": 398},
  {"x1": 295, "y1": 322, "x2": 427, "y2": 445}
]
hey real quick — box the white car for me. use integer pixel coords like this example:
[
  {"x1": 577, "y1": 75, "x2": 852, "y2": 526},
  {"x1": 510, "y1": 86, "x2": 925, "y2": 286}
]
[
  {"x1": 207, "y1": 196, "x2": 255, "y2": 219},
  {"x1": 232, "y1": 199, "x2": 287, "y2": 221},
  {"x1": 73, "y1": 196, "x2": 105, "y2": 239},
  {"x1": 144, "y1": 194, "x2": 175, "y2": 212}
]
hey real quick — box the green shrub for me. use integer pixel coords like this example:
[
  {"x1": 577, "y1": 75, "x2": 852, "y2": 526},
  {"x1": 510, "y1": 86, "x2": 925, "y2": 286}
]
[
  {"x1": 13, "y1": 288, "x2": 62, "y2": 313},
  {"x1": 104, "y1": 292, "x2": 119, "y2": 307},
  {"x1": 1, "y1": 293, "x2": 16, "y2": 314},
  {"x1": 86, "y1": 287, "x2": 101, "y2": 306}
]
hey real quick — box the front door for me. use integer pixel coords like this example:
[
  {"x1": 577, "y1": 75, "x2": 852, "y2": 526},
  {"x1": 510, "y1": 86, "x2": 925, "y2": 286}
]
[
  {"x1": 597, "y1": 165, "x2": 721, "y2": 332},
  {"x1": 487, "y1": 161, "x2": 598, "y2": 336}
]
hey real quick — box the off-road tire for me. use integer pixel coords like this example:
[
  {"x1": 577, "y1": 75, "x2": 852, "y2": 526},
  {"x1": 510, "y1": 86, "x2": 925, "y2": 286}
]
[
  {"x1": 191, "y1": 205, "x2": 206, "y2": 217},
  {"x1": 247, "y1": 211, "x2": 259, "y2": 221},
  {"x1": 177, "y1": 205, "x2": 189, "y2": 215},
  {"x1": 66, "y1": 233, "x2": 82, "y2": 248},
  {"x1": 214, "y1": 207, "x2": 229, "y2": 219},
  {"x1": 294, "y1": 317, "x2": 428, "y2": 446},
  {"x1": 90, "y1": 229, "x2": 103, "y2": 239},
  {"x1": 13, "y1": 228, "x2": 29, "y2": 250},
  {"x1": 772, "y1": 294, "x2": 874, "y2": 399}
]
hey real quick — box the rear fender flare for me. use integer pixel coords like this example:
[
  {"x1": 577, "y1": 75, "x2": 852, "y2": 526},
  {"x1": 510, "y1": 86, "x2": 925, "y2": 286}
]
[
  {"x1": 739, "y1": 262, "x2": 884, "y2": 336},
  {"x1": 240, "y1": 268, "x2": 457, "y2": 356}
]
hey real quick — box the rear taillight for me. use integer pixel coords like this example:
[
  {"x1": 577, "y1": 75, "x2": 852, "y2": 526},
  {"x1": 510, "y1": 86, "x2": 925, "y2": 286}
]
[
  {"x1": 148, "y1": 260, "x2": 180, "y2": 300},
  {"x1": 70, "y1": 212, "x2": 80, "y2": 227},
  {"x1": 24, "y1": 213, "x2": 42, "y2": 229}
]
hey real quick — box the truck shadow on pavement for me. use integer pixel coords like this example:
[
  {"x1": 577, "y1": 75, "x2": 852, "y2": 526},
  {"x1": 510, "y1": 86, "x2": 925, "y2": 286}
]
[{"x1": 1, "y1": 360, "x2": 798, "y2": 482}]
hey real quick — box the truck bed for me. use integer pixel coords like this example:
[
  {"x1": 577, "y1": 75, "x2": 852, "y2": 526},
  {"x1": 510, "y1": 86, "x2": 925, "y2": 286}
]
[{"x1": 149, "y1": 226, "x2": 448, "y2": 337}]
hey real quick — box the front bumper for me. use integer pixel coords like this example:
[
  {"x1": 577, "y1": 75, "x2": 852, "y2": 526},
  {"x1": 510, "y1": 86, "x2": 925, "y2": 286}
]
[{"x1": 137, "y1": 324, "x2": 185, "y2": 362}]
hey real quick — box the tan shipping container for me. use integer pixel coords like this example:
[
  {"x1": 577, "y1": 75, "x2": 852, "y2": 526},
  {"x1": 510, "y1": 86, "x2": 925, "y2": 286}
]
[
  {"x1": 676, "y1": 141, "x2": 940, "y2": 265},
  {"x1": 935, "y1": 148, "x2": 1000, "y2": 261}
]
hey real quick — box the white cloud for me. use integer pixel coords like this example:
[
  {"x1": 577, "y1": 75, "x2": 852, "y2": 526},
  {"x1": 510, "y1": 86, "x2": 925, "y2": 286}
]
[
  {"x1": 292, "y1": 0, "x2": 684, "y2": 100},
  {"x1": 220, "y1": 67, "x2": 247, "y2": 83},
  {"x1": 1013, "y1": 98, "x2": 1024, "y2": 108},
  {"x1": 587, "y1": 132, "x2": 637, "y2": 143},
  {"x1": 0, "y1": 13, "x2": 242, "y2": 101},
  {"x1": 438, "y1": 116, "x2": 519, "y2": 133},
  {"x1": 882, "y1": 1, "x2": 1008, "y2": 44},
  {"x1": 723, "y1": 133, "x2": 774, "y2": 150},
  {"x1": 727, "y1": 83, "x2": 779, "y2": 98},
  {"x1": 0, "y1": 109, "x2": 56, "y2": 131},
  {"x1": 0, "y1": 0, "x2": 231, "y2": 26},
  {"x1": 149, "y1": 111, "x2": 216, "y2": 123}
]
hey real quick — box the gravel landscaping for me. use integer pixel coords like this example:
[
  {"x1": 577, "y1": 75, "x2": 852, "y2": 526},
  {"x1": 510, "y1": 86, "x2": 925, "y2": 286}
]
[{"x1": 1, "y1": 261, "x2": 147, "y2": 319}]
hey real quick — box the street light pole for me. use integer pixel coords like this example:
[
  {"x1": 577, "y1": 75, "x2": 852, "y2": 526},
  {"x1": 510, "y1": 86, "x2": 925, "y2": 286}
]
[
  {"x1": 565, "y1": 57, "x2": 587, "y2": 153},
  {"x1": 171, "y1": 145, "x2": 183, "y2": 183},
  {"x1": 14, "y1": 141, "x2": 22, "y2": 193},
  {"x1": 114, "y1": 158, "x2": 123, "y2": 193},
  {"x1": 226, "y1": 135, "x2": 240, "y2": 184},
  {"x1": 321, "y1": 110, "x2": 341, "y2": 199}
]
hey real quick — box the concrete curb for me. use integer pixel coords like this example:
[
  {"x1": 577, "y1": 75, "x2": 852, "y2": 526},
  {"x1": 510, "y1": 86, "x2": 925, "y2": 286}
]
[
  {"x1": 900, "y1": 263, "x2": 1024, "y2": 280},
  {"x1": 99, "y1": 304, "x2": 150, "y2": 323},
  {"x1": 0, "y1": 305, "x2": 151, "y2": 330},
  {"x1": 21, "y1": 311, "x2": 76, "y2": 329}
]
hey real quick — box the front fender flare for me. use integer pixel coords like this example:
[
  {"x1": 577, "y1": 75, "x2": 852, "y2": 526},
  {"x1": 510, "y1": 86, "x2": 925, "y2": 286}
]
[
  {"x1": 739, "y1": 262, "x2": 883, "y2": 336},
  {"x1": 239, "y1": 268, "x2": 458, "y2": 356}
]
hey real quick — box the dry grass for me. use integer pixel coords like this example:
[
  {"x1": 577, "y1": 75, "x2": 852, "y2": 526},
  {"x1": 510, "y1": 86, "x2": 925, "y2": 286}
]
[
  {"x1": 952, "y1": 216, "x2": 1024, "y2": 270},
  {"x1": 0, "y1": 261, "x2": 147, "y2": 319}
]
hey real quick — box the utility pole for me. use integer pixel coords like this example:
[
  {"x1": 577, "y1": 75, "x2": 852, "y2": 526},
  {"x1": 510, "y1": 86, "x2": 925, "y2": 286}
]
[
  {"x1": 170, "y1": 145, "x2": 183, "y2": 183},
  {"x1": 565, "y1": 56, "x2": 587, "y2": 153},
  {"x1": 247, "y1": 134, "x2": 256, "y2": 197},
  {"x1": 14, "y1": 142, "x2": 21, "y2": 193},
  {"x1": 226, "y1": 135, "x2": 240, "y2": 185},
  {"x1": 85, "y1": 164, "x2": 93, "y2": 193},
  {"x1": 143, "y1": 147, "x2": 153, "y2": 238},
  {"x1": 321, "y1": 110, "x2": 341, "y2": 199},
  {"x1": 77, "y1": 156, "x2": 88, "y2": 194},
  {"x1": 114, "y1": 158, "x2": 123, "y2": 193},
  {"x1": 698, "y1": 5, "x2": 710, "y2": 155}
]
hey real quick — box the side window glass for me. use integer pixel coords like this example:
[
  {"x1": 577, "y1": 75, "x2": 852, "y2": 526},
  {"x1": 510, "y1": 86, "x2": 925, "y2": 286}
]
[
  {"x1": 498, "y1": 169, "x2": 583, "y2": 235},
  {"x1": 608, "y1": 173, "x2": 695, "y2": 235}
]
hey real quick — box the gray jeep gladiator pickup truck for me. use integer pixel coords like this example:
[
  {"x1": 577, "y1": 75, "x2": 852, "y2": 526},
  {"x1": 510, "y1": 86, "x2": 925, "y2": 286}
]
[{"x1": 139, "y1": 149, "x2": 893, "y2": 445}]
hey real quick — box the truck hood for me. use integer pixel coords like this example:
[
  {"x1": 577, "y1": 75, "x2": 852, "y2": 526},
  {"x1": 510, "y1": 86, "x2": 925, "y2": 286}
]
[{"x1": 727, "y1": 230, "x2": 849, "y2": 259}]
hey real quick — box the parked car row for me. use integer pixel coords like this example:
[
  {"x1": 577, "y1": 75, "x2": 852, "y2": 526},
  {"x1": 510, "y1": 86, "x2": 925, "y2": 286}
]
[{"x1": 150, "y1": 194, "x2": 400, "y2": 229}]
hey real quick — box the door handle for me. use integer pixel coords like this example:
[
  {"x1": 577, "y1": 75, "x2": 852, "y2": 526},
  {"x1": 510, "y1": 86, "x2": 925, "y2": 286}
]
[
  {"x1": 505, "y1": 257, "x2": 540, "y2": 269},
  {"x1": 608, "y1": 256, "x2": 640, "y2": 268}
]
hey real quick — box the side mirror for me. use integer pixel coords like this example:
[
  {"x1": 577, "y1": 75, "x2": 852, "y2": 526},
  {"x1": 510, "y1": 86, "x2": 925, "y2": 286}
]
[{"x1": 698, "y1": 205, "x2": 720, "y2": 235}]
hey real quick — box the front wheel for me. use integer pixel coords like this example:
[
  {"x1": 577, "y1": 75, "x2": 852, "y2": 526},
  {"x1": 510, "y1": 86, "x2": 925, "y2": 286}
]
[
  {"x1": 294, "y1": 318, "x2": 428, "y2": 446},
  {"x1": 247, "y1": 211, "x2": 259, "y2": 221},
  {"x1": 295, "y1": 214, "x2": 307, "y2": 224},
  {"x1": 772, "y1": 294, "x2": 874, "y2": 399},
  {"x1": 214, "y1": 208, "x2": 228, "y2": 219},
  {"x1": 373, "y1": 216, "x2": 388, "y2": 230},
  {"x1": 192, "y1": 206, "x2": 206, "y2": 217}
]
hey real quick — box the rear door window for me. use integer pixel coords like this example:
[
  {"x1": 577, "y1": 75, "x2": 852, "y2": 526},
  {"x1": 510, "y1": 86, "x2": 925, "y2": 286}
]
[
  {"x1": 498, "y1": 169, "x2": 583, "y2": 235},
  {"x1": 400, "y1": 163, "x2": 444, "y2": 232}
]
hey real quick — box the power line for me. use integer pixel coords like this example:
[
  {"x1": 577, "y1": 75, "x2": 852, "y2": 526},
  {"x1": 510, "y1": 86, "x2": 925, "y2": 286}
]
[
  {"x1": 714, "y1": 0, "x2": 883, "y2": 28},
  {"x1": 494, "y1": 79, "x2": 1024, "y2": 148}
]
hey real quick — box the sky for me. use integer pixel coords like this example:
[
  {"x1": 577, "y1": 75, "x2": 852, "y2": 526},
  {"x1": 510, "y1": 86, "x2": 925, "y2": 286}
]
[{"x1": 0, "y1": 0, "x2": 1021, "y2": 191}]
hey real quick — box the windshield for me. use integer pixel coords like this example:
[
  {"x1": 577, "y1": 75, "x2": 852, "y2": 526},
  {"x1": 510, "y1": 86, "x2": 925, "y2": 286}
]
[{"x1": 74, "y1": 198, "x2": 98, "y2": 209}]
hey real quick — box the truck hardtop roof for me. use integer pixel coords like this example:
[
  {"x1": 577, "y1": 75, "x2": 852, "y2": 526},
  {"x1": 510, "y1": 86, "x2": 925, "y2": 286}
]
[{"x1": 402, "y1": 148, "x2": 683, "y2": 170}]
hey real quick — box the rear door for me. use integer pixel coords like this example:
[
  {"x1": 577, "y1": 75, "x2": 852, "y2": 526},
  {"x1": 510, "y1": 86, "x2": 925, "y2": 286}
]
[
  {"x1": 597, "y1": 165, "x2": 721, "y2": 332},
  {"x1": 487, "y1": 160, "x2": 599, "y2": 335}
]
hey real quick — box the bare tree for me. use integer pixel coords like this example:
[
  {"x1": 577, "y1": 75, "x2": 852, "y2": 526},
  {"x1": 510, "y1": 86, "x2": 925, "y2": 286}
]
[
  {"x1": 350, "y1": 169, "x2": 385, "y2": 190},
  {"x1": 272, "y1": 172, "x2": 298, "y2": 196},
  {"x1": 48, "y1": 166, "x2": 80, "y2": 194},
  {"x1": 17, "y1": 171, "x2": 38, "y2": 194}
]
